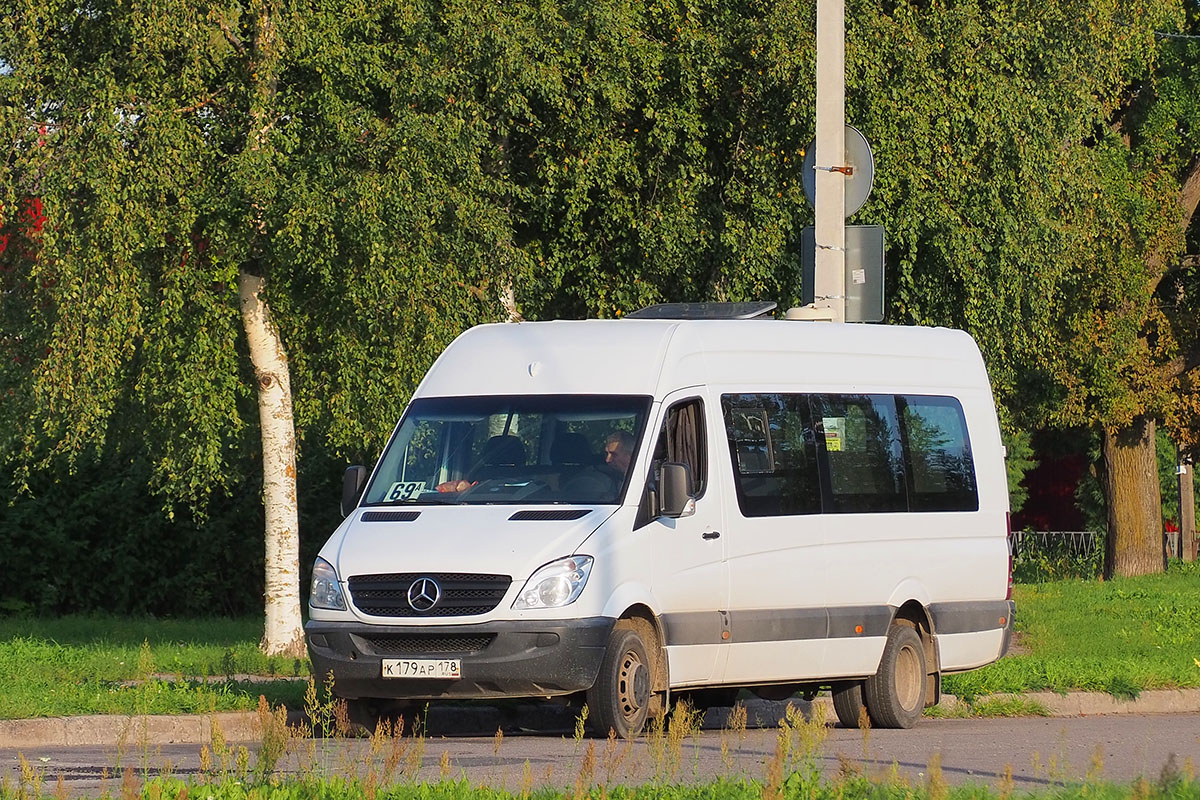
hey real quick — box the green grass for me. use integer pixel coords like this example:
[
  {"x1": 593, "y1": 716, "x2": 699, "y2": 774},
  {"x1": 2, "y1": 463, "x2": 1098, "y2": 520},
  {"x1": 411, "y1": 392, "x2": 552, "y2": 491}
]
[
  {"x1": 5, "y1": 762, "x2": 1200, "y2": 800},
  {"x1": 3, "y1": 561, "x2": 1200, "y2": 719},
  {"x1": 943, "y1": 559, "x2": 1200, "y2": 699},
  {"x1": 0, "y1": 615, "x2": 309, "y2": 718},
  {"x1": 3, "y1": 777, "x2": 1196, "y2": 800}
]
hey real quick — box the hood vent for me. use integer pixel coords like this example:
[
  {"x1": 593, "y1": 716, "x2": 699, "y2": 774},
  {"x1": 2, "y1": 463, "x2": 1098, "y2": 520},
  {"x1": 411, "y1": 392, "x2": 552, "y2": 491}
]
[
  {"x1": 509, "y1": 509, "x2": 591, "y2": 521},
  {"x1": 361, "y1": 510, "x2": 421, "y2": 522}
]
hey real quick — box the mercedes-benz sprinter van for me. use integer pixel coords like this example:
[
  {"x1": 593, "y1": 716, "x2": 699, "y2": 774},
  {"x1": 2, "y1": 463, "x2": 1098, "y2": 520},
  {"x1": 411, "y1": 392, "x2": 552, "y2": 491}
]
[{"x1": 306, "y1": 303, "x2": 1014, "y2": 738}]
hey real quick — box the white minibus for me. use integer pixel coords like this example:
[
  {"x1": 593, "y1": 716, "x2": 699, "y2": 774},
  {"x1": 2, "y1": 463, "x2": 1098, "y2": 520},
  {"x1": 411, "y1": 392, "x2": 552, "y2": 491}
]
[{"x1": 306, "y1": 302, "x2": 1014, "y2": 738}]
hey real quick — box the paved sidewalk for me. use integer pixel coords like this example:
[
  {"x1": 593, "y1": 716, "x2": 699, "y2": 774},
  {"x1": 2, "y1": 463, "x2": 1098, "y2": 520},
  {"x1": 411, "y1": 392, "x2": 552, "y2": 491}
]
[{"x1": 3, "y1": 689, "x2": 1199, "y2": 749}]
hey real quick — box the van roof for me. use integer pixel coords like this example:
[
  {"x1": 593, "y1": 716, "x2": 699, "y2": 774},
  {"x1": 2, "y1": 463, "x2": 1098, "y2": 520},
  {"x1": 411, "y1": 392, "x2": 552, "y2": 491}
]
[{"x1": 415, "y1": 319, "x2": 991, "y2": 400}]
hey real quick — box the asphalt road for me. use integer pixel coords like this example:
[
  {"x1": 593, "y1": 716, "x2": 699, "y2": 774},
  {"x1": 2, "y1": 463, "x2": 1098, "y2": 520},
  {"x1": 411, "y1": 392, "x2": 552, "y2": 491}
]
[{"x1": 4, "y1": 708, "x2": 1199, "y2": 797}]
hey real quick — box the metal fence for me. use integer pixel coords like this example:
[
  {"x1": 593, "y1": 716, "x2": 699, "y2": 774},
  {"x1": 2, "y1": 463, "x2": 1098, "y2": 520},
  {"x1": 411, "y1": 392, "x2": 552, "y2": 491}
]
[
  {"x1": 1011, "y1": 530, "x2": 1102, "y2": 581},
  {"x1": 1011, "y1": 530, "x2": 1100, "y2": 563},
  {"x1": 1012, "y1": 530, "x2": 1190, "y2": 580}
]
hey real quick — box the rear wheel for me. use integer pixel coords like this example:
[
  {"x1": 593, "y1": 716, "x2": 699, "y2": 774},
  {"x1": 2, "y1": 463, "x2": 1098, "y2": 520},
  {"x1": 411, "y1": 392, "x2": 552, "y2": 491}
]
[
  {"x1": 831, "y1": 681, "x2": 868, "y2": 728},
  {"x1": 587, "y1": 627, "x2": 653, "y2": 739},
  {"x1": 864, "y1": 623, "x2": 926, "y2": 729}
]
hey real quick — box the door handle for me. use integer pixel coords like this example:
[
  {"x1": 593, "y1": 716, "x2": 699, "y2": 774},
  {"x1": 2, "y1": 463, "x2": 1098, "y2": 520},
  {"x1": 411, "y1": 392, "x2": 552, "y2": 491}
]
[{"x1": 702, "y1": 531, "x2": 721, "y2": 540}]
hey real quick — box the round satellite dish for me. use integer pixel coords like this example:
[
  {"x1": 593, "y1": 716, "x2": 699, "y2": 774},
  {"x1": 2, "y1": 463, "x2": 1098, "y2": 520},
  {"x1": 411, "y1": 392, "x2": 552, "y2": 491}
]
[{"x1": 801, "y1": 124, "x2": 875, "y2": 218}]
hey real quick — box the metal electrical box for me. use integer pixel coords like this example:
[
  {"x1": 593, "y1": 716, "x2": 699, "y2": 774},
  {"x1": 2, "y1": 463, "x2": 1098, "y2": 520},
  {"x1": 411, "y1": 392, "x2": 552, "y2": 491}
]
[{"x1": 801, "y1": 224, "x2": 885, "y2": 323}]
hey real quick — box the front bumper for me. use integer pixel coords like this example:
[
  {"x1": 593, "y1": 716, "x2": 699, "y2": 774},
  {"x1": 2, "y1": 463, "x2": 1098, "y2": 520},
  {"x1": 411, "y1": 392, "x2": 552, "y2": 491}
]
[{"x1": 306, "y1": 617, "x2": 615, "y2": 700}]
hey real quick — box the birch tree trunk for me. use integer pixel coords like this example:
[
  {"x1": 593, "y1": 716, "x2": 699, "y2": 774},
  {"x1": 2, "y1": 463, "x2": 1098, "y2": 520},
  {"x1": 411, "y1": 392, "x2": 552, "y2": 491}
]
[
  {"x1": 239, "y1": 271, "x2": 304, "y2": 656},
  {"x1": 1102, "y1": 415, "x2": 1165, "y2": 578}
]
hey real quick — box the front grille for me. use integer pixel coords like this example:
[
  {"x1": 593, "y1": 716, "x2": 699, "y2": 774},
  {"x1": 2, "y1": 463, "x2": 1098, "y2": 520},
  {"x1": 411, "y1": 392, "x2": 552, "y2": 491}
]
[
  {"x1": 348, "y1": 573, "x2": 512, "y2": 617},
  {"x1": 359, "y1": 633, "x2": 496, "y2": 655}
]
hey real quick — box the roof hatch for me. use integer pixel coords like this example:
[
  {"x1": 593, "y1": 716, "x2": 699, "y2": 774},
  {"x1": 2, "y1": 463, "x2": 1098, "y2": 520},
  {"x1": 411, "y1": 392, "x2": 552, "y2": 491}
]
[{"x1": 625, "y1": 301, "x2": 777, "y2": 320}]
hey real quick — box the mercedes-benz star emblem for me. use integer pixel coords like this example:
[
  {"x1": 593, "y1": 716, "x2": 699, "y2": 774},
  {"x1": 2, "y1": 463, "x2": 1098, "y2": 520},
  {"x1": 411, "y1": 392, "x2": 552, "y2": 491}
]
[{"x1": 407, "y1": 578, "x2": 441, "y2": 612}]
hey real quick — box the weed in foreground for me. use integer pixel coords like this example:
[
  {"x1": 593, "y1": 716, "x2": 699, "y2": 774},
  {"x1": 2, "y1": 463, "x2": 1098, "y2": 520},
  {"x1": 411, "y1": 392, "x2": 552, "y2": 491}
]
[
  {"x1": 1047, "y1": 727, "x2": 1073, "y2": 784},
  {"x1": 572, "y1": 704, "x2": 589, "y2": 749},
  {"x1": 1088, "y1": 744, "x2": 1107, "y2": 783},
  {"x1": 597, "y1": 727, "x2": 631, "y2": 793},
  {"x1": 762, "y1": 701, "x2": 829, "y2": 800},
  {"x1": 998, "y1": 763, "x2": 1015, "y2": 799},
  {"x1": 520, "y1": 759, "x2": 533, "y2": 799},
  {"x1": 925, "y1": 752, "x2": 948, "y2": 800},
  {"x1": 572, "y1": 740, "x2": 596, "y2": 800},
  {"x1": 645, "y1": 697, "x2": 703, "y2": 783},
  {"x1": 718, "y1": 701, "x2": 748, "y2": 774},
  {"x1": 12, "y1": 754, "x2": 44, "y2": 800}
]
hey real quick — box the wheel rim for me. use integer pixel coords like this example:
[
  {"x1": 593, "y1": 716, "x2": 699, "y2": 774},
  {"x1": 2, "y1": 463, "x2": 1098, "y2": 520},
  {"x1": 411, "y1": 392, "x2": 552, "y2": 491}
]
[
  {"x1": 895, "y1": 642, "x2": 923, "y2": 711},
  {"x1": 617, "y1": 648, "x2": 650, "y2": 721}
]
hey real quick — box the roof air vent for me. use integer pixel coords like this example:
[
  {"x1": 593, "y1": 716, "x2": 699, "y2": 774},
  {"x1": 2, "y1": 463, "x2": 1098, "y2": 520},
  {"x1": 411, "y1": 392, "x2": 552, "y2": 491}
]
[{"x1": 625, "y1": 302, "x2": 777, "y2": 320}]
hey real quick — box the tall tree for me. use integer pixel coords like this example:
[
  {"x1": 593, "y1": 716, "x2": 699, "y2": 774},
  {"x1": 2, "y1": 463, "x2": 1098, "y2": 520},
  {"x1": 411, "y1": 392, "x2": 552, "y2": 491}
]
[
  {"x1": 1064, "y1": 3, "x2": 1200, "y2": 576},
  {"x1": 0, "y1": 0, "x2": 516, "y2": 650},
  {"x1": 846, "y1": 0, "x2": 1200, "y2": 576}
]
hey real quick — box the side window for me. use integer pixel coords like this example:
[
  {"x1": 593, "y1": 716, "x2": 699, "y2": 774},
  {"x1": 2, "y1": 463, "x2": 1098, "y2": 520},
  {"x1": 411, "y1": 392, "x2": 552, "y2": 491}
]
[
  {"x1": 812, "y1": 394, "x2": 906, "y2": 513},
  {"x1": 899, "y1": 396, "x2": 979, "y2": 511},
  {"x1": 722, "y1": 394, "x2": 821, "y2": 517},
  {"x1": 652, "y1": 398, "x2": 707, "y2": 497}
]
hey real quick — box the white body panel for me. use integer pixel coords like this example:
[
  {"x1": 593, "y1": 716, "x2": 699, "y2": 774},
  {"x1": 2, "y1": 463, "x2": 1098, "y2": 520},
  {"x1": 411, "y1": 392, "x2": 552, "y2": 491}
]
[{"x1": 311, "y1": 318, "x2": 1012, "y2": 697}]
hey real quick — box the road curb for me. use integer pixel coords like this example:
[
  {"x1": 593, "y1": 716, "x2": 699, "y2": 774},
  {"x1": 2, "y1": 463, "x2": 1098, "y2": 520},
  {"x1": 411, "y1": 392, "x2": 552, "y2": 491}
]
[
  {"x1": 3, "y1": 688, "x2": 1199, "y2": 749},
  {"x1": 997, "y1": 687, "x2": 1200, "y2": 717},
  {"x1": 0, "y1": 713, "x2": 264, "y2": 749}
]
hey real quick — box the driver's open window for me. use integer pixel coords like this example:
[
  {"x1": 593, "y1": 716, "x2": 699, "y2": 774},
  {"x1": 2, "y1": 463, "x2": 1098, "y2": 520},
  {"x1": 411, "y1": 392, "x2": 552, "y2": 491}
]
[{"x1": 652, "y1": 398, "x2": 707, "y2": 498}]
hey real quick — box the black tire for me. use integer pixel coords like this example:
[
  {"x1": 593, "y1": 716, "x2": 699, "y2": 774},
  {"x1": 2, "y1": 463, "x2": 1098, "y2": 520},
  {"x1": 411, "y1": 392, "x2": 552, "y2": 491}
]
[
  {"x1": 863, "y1": 623, "x2": 927, "y2": 729},
  {"x1": 587, "y1": 627, "x2": 653, "y2": 739},
  {"x1": 831, "y1": 681, "x2": 868, "y2": 728}
]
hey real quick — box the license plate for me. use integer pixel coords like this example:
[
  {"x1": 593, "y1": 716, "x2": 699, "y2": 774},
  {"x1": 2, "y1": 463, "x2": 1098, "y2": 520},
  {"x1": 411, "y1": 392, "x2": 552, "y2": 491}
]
[{"x1": 381, "y1": 658, "x2": 461, "y2": 679}]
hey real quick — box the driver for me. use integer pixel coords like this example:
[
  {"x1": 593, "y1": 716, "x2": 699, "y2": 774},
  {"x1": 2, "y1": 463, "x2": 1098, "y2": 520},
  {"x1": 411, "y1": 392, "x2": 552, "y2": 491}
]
[{"x1": 603, "y1": 430, "x2": 635, "y2": 479}]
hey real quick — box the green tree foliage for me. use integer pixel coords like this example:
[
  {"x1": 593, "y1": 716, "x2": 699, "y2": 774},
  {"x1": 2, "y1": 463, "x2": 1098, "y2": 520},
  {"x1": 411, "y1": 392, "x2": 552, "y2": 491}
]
[
  {"x1": 0, "y1": 0, "x2": 514, "y2": 627},
  {"x1": 846, "y1": 0, "x2": 1199, "y2": 575},
  {"x1": 3, "y1": 0, "x2": 1199, "y2": 615}
]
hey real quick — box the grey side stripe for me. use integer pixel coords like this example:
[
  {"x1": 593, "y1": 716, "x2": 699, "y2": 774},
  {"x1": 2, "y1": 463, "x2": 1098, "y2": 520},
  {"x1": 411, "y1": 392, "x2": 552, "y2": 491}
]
[
  {"x1": 732, "y1": 607, "x2": 828, "y2": 643},
  {"x1": 662, "y1": 600, "x2": 1011, "y2": 647},
  {"x1": 661, "y1": 611, "x2": 725, "y2": 647},
  {"x1": 929, "y1": 601, "x2": 1012, "y2": 635},
  {"x1": 827, "y1": 605, "x2": 893, "y2": 639}
]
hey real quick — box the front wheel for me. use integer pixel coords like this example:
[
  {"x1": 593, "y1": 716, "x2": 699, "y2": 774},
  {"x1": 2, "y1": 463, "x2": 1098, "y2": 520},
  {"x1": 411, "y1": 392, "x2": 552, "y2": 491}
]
[
  {"x1": 863, "y1": 623, "x2": 927, "y2": 729},
  {"x1": 587, "y1": 627, "x2": 654, "y2": 739}
]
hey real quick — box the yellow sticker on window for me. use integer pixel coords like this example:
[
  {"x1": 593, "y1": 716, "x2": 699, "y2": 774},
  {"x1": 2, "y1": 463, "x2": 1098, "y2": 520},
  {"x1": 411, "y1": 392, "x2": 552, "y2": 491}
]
[{"x1": 823, "y1": 418, "x2": 844, "y2": 452}]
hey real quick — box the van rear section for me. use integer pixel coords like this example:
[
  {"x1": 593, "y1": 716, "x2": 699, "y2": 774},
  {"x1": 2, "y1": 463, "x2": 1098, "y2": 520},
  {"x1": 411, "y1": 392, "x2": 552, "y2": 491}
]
[{"x1": 306, "y1": 307, "x2": 1012, "y2": 738}]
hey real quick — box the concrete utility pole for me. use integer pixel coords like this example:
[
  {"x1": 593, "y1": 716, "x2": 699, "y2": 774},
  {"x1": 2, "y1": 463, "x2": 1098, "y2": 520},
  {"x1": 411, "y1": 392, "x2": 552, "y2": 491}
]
[{"x1": 813, "y1": 0, "x2": 846, "y2": 323}]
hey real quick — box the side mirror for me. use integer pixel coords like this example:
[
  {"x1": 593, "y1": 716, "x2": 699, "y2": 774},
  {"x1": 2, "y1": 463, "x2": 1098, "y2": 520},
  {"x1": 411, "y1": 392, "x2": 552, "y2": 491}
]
[
  {"x1": 658, "y1": 462, "x2": 696, "y2": 519},
  {"x1": 341, "y1": 465, "x2": 368, "y2": 517}
]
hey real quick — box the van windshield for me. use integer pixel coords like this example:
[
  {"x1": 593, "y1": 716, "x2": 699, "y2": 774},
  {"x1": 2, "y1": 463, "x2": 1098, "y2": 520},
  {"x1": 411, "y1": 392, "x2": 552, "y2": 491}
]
[{"x1": 362, "y1": 395, "x2": 652, "y2": 506}]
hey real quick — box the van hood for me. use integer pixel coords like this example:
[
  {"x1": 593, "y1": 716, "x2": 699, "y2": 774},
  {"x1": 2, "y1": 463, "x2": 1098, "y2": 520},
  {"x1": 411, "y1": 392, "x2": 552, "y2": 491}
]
[{"x1": 329, "y1": 505, "x2": 614, "y2": 583}]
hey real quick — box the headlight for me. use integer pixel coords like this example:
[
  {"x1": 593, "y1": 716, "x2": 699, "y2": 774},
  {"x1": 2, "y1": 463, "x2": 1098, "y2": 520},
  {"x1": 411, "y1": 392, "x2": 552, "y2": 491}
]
[
  {"x1": 309, "y1": 557, "x2": 346, "y2": 610},
  {"x1": 513, "y1": 556, "x2": 594, "y2": 610}
]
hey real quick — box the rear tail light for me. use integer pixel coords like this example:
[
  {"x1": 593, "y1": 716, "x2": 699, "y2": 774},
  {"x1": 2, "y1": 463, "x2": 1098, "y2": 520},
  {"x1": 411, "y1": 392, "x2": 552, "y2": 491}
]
[{"x1": 1005, "y1": 512, "x2": 1014, "y2": 601}]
